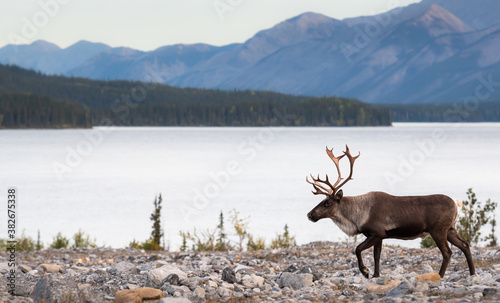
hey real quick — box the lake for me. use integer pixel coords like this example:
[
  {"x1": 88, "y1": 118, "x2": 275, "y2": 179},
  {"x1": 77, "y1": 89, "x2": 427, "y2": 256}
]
[{"x1": 2, "y1": 123, "x2": 500, "y2": 249}]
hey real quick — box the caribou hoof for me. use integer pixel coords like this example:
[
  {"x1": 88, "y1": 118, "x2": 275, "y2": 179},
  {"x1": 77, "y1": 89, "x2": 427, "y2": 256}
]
[{"x1": 360, "y1": 266, "x2": 369, "y2": 278}]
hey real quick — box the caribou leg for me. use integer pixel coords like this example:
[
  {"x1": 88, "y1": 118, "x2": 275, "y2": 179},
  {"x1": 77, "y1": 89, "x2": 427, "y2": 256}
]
[
  {"x1": 431, "y1": 231, "x2": 452, "y2": 278},
  {"x1": 373, "y1": 240, "x2": 383, "y2": 278},
  {"x1": 447, "y1": 228, "x2": 476, "y2": 275},
  {"x1": 355, "y1": 236, "x2": 381, "y2": 278}
]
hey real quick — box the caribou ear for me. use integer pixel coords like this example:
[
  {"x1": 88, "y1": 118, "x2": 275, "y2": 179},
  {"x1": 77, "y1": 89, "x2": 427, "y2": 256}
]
[{"x1": 335, "y1": 190, "x2": 343, "y2": 201}]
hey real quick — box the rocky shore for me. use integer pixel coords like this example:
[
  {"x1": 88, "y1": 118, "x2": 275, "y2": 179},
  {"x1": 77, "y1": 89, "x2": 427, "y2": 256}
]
[{"x1": 1, "y1": 242, "x2": 500, "y2": 302}]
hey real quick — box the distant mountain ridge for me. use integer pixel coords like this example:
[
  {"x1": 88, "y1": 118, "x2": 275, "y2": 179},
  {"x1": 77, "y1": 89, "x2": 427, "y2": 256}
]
[{"x1": 1, "y1": 0, "x2": 500, "y2": 104}]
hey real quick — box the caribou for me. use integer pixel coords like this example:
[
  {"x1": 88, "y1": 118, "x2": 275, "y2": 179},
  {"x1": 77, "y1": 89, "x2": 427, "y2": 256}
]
[{"x1": 306, "y1": 145, "x2": 476, "y2": 278}]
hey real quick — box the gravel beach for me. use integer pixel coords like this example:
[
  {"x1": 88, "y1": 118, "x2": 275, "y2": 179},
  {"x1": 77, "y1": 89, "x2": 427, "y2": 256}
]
[{"x1": 2, "y1": 241, "x2": 500, "y2": 302}]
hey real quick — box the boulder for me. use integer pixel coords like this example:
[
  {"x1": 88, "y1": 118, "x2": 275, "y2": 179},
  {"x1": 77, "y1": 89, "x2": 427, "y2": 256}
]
[
  {"x1": 192, "y1": 286, "x2": 206, "y2": 299},
  {"x1": 415, "y1": 272, "x2": 441, "y2": 283},
  {"x1": 278, "y1": 272, "x2": 313, "y2": 290},
  {"x1": 30, "y1": 274, "x2": 80, "y2": 302},
  {"x1": 386, "y1": 281, "x2": 414, "y2": 297},
  {"x1": 367, "y1": 280, "x2": 402, "y2": 293},
  {"x1": 222, "y1": 267, "x2": 237, "y2": 284},
  {"x1": 162, "y1": 273, "x2": 180, "y2": 286},
  {"x1": 115, "y1": 290, "x2": 141, "y2": 303},
  {"x1": 115, "y1": 287, "x2": 164, "y2": 303},
  {"x1": 299, "y1": 266, "x2": 321, "y2": 281},
  {"x1": 109, "y1": 261, "x2": 137, "y2": 275},
  {"x1": 38, "y1": 264, "x2": 62, "y2": 273},
  {"x1": 19, "y1": 264, "x2": 32, "y2": 273},
  {"x1": 149, "y1": 265, "x2": 187, "y2": 288}
]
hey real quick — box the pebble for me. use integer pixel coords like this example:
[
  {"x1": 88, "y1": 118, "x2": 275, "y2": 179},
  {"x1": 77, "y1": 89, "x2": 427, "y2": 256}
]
[{"x1": 1, "y1": 242, "x2": 499, "y2": 302}]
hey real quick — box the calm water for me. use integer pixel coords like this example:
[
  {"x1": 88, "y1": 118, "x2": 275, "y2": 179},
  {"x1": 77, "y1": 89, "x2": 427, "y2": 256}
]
[{"x1": 1, "y1": 123, "x2": 500, "y2": 249}]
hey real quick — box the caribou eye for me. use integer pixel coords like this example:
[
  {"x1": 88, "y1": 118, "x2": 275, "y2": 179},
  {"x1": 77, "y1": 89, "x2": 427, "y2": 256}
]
[{"x1": 324, "y1": 200, "x2": 332, "y2": 207}]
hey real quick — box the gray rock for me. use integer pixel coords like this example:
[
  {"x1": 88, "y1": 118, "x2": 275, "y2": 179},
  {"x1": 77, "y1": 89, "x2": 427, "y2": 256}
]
[
  {"x1": 149, "y1": 265, "x2": 187, "y2": 288},
  {"x1": 79, "y1": 285, "x2": 105, "y2": 303},
  {"x1": 191, "y1": 286, "x2": 205, "y2": 299},
  {"x1": 216, "y1": 286, "x2": 233, "y2": 298},
  {"x1": 109, "y1": 261, "x2": 137, "y2": 275},
  {"x1": 162, "y1": 273, "x2": 180, "y2": 286},
  {"x1": 241, "y1": 274, "x2": 264, "y2": 288},
  {"x1": 30, "y1": 274, "x2": 80, "y2": 302},
  {"x1": 299, "y1": 266, "x2": 321, "y2": 281},
  {"x1": 483, "y1": 287, "x2": 498, "y2": 298},
  {"x1": 186, "y1": 277, "x2": 201, "y2": 290},
  {"x1": 222, "y1": 267, "x2": 237, "y2": 284},
  {"x1": 376, "y1": 276, "x2": 389, "y2": 285},
  {"x1": 278, "y1": 272, "x2": 313, "y2": 290},
  {"x1": 14, "y1": 283, "x2": 34, "y2": 297},
  {"x1": 386, "y1": 281, "x2": 413, "y2": 297},
  {"x1": 19, "y1": 265, "x2": 32, "y2": 273},
  {"x1": 284, "y1": 264, "x2": 298, "y2": 273},
  {"x1": 0, "y1": 262, "x2": 10, "y2": 274}
]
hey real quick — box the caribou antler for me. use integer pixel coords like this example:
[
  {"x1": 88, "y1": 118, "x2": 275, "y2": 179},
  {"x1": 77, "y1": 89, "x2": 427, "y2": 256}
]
[
  {"x1": 306, "y1": 174, "x2": 335, "y2": 195},
  {"x1": 307, "y1": 145, "x2": 360, "y2": 196}
]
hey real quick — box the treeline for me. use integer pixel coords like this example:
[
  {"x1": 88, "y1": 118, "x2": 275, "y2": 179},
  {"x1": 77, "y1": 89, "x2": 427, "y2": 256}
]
[
  {"x1": 94, "y1": 97, "x2": 390, "y2": 127},
  {"x1": 0, "y1": 92, "x2": 90, "y2": 128},
  {"x1": 0, "y1": 64, "x2": 392, "y2": 127},
  {"x1": 388, "y1": 101, "x2": 500, "y2": 122}
]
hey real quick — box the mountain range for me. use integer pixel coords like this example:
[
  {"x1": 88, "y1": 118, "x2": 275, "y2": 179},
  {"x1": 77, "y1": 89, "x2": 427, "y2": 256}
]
[{"x1": 1, "y1": 0, "x2": 500, "y2": 104}]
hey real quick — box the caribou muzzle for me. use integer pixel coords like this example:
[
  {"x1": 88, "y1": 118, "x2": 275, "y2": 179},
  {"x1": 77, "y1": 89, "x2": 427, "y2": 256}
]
[{"x1": 307, "y1": 211, "x2": 318, "y2": 222}]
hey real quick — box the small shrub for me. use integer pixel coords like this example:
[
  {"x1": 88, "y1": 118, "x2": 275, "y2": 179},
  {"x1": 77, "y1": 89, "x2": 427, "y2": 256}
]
[
  {"x1": 270, "y1": 224, "x2": 296, "y2": 249},
  {"x1": 179, "y1": 231, "x2": 188, "y2": 252},
  {"x1": 484, "y1": 202, "x2": 498, "y2": 247},
  {"x1": 138, "y1": 238, "x2": 159, "y2": 251},
  {"x1": 50, "y1": 232, "x2": 69, "y2": 249},
  {"x1": 230, "y1": 209, "x2": 250, "y2": 252},
  {"x1": 420, "y1": 235, "x2": 436, "y2": 248},
  {"x1": 0, "y1": 239, "x2": 7, "y2": 251},
  {"x1": 72, "y1": 229, "x2": 96, "y2": 248},
  {"x1": 457, "y1": 188, "x2": 497, "y2": 245},
  {"x1": 129, "y1": 239, "x2": 140, "y2": 249},
  {"x1": 247, "y1": 235, "x2": 266, "y2": 251},
  {"x1": 16, "y1": 230, "x2": 35, "y2": 251},
  {"x1": 36, "y1": 230, "x2": 44, "y2": 251},
  {"x1": 128, "y1": 238, "x2": 161, "y2": 250}
]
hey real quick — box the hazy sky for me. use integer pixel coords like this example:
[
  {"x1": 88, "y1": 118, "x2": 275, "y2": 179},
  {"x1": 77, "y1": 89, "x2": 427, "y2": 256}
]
[{"x1": 1, "y1": 0, "x2": 420, "y2": 51}]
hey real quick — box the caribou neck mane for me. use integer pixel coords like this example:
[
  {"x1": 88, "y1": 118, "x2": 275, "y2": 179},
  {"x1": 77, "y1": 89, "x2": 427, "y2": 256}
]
[{"x1": 332, "y1": 193, "x2": 374, "y2": 236}]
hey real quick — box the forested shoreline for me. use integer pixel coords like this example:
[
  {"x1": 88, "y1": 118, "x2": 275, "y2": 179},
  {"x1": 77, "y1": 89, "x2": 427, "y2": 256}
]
[{"x1": 0, "y1": 64, "x2": 391, "y2": 128}]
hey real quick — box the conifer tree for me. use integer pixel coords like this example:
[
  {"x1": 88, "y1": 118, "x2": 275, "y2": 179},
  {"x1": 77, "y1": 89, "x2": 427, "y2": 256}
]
[{"x1": 150, "y1": 194, "x2": 163, "y2": 250}]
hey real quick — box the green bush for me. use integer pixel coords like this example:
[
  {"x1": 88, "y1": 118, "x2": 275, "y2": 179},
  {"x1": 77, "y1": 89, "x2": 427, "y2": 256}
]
[
  {"x1": 457, "y1": 188, "x2": 497, "y2": 245},
  {"x1": 15, "y1": 230, "x2": 35, "y2": 251},
  {"x1": 50, "y1": 232, "x2": 69, "y2": 249},
  {"x1": 270, "y1": 224, "x2": 296, "y2": 249},
  {"x1": 72, "y1": 229, "x2": 96, "y2": 248},
  {"x1": 420, "y1": 235, "x2": 436, "y2": 248},
  {"x1": 247, "y1": 235, "x2": 266, "y2": 251},
  {"x1": 128, "y1": 238, "x2": 161, "y2": 251},
  {"x1": 230, "y1": 209, "x2": 250, "y2": 252}
]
